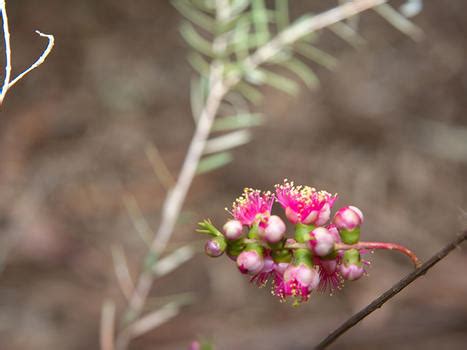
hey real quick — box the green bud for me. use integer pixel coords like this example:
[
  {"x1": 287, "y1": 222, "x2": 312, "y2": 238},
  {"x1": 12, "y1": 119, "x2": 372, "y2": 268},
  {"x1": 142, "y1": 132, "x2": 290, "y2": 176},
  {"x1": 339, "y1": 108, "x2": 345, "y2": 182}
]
[{"x1": 340, "y1": 227, "x2": 360, "y2": 244}]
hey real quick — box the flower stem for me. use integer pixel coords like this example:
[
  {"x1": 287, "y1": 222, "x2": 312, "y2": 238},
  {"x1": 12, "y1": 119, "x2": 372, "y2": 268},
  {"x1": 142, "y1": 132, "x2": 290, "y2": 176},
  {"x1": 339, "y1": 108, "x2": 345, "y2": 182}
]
[{"x1": 335, "y1": 241, "x2": 421, "y2": 268}]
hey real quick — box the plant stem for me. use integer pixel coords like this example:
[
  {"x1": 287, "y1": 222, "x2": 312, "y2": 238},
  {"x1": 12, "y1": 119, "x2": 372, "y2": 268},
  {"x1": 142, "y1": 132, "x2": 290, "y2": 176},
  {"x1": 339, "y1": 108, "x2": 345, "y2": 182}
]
[
  {"x1": 335, "y1": 241, "x2": 422, "y2": 268},
  {"x1": 315, "y1": 230, "x2": 467, "y2": 350}
]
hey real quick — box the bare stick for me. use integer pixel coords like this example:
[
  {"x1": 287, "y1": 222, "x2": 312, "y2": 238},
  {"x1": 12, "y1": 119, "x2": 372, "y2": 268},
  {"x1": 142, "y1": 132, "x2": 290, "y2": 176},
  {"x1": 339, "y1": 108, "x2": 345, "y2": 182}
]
[
  {"x1": 315, "y1": 230, "x2": 467, "y2": 350},
  {"x1": 0, "y1": 0, "x2": 54, "y2": 105}
]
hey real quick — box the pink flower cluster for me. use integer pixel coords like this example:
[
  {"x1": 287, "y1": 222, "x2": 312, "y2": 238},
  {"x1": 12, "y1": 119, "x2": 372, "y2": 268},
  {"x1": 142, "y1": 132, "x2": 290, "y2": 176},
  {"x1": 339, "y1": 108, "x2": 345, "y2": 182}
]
[{"x1": 200, "y1": 181, "x2": 367, "y2": 304}]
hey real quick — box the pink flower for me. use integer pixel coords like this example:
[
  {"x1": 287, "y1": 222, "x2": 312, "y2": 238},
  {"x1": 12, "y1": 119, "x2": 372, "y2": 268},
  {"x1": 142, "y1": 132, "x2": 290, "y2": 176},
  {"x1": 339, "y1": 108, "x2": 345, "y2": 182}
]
[
  {"x1": 250, "y1": 255, "x2": 275, "y2": 287},
  {"x1": 282, "y1": 263, "x2": 320, "y2": 303},
  {"x1": 315, "y1": 258, "x2": 343, "y2": 293},
  {"x1": 275, "y1": 180, "x2": 337, "y2": 225},
  {"x1": 231, "y1": 188, "x2": 274, "y2": 227}
]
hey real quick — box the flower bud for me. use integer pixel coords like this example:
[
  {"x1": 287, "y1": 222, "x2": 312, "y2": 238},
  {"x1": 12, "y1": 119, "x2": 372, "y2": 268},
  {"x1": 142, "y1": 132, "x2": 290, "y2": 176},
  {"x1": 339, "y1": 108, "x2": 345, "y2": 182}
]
[
  {"x1": 340, "y1": 248, "x2": 364, "y2": 280},
  {"x1": 237, "y1": 250, "x2": 264, "y2": 274},
  {"x1": 333, "y1": 206, "x2": 364, "y2": 231},
  {"x1": 223, "y1": 219, "x2": 243, "y2": 240},
  {"x1": 263, "y1": 215, "x2": 286, "y2": 243},
  {"x1": 340, "y1": 263, "x2": 364, "y2": 281},
  {"x1": 309, "y1": 227, "x2": 336, "y2": 257},
  {"x1": 204, "y1": 236, "x2": 226, "y2": 257}
]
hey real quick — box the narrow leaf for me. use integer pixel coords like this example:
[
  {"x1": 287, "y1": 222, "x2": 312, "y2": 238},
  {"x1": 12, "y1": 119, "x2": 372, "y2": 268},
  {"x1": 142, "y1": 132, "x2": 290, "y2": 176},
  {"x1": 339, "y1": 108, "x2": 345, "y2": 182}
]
[
  {"x1": 203, "y1": 130, "x2": 252, "y2": 155},
  {"x1": 295, "y1": 43, "x2": 338, "y2": 70},
  {"x1": 187, "y1": 52, "x2": 210, "y2": 76},
  {"x1": 374, "y1": 4, "x2": 423, "y2": 41},
  {"x1": 234, "y1": 81, "x2": 263, "y2": 105},
  {"x1": 329, "y1": 22, "x2": 366, "y2": 48},
  {"x1": 212, "y1": 113, "x2": 263, "y2": 132},
  {"x1": 152, "y1": 245, "x2": 195, "y2": 277},
  {"x1": 249, "y1": 68, "x2": 300, "y2": 96},
  {"x1": 275, "y1": 0, "x2": 289, "y2": 30},
  {"x1": 196, "y1": 152, "x2": 233, "y2": 174},
  {"x1": 277, "y1": 58, "x2": 319, "y2": 88},
  {"x1": 180, "y1": 22, "x2": 214, "y2": 56},
  {"x1": 251, "y1": 0, "x2": 270, "y2": 46},
  {"x1": 172, "y1": 0, "x2": 215, "y2": 32}
]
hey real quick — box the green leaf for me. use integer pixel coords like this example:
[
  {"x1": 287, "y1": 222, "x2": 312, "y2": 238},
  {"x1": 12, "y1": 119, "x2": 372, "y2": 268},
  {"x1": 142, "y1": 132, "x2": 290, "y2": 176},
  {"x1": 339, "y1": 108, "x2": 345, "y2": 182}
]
[
  {"x1": 275, "y1": 0, "x2": 289, "y2": 30},
  {"x1": 329, "y1": 22, "x2": 366, "y2": 48},
  {"x1": 196, "y1": 152, "x2": 233, "y2": 174},
  {"x1": 295, "y1": 43, "x2": 338, "y2": 70},
  {"x1": 231, "y1": 16, "x2": 251, "y2": 60},
  {"x1": 187, "y1": 52, "x2": 210, "y2": 76},
  {"x1": 374, "y1": 4, "x2": 423, "y2": 41},
  {"x1": 190, "y1": 76, "x2": 206, "y2": 122},
  {"x1": 231, "y1": 0, "x2": 250, "y2": 17},
  {"x1": 203, "y1": 130, "x2": 252, "y2": 155},
  {"x1": 247, "y1": 68, "x2": 300, "y2": 96},
  {"x1": 234, "y1": 81, "x2": 263, "y2": 105},
  {"x1": 196, "y1": 219, "x2": 223, "y2": 237},
  {"x1": 180, "y1": 22, "x2": 214, "y2": 56},
  {"x1": 251, "y1": 0, "x2": 270, "y2": 46},
  {"x1": 212, "y1": 113, "x2": 263, "y2": 132},
  {"x1": 172, "y1": 0, "x2": 215, "y2": 32},
  {"x1": 277, "y1": 58, "x2": 319, "y2": 88}
]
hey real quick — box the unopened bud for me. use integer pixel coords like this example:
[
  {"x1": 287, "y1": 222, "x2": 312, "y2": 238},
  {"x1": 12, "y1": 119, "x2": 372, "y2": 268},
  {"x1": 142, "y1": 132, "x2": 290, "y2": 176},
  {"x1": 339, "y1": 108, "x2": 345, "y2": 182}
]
[
  {"x1": 284, "y1": 263, "x2": 320, "y2": 291},
  {"x1": 315, "y1": 203, "x2": 331, "y2": 226},
  {"x1": 340, "y1": 263, "x2": 364, "y2": 281},
  {"x1": 237, "y1": 250, "x2": 264, "y2": 274},
  {"x1": 204, "y1": 236, "x2": 226, "y2": 257},
  {"x1": 309, "y1": 227, "x2": 336, "y2": 257},
  {"x1": 333, "y1": 206, "x2": 364, "y2": 231},
  {"x1": 223, "y1": 219, "x2": 243, "y2": 240},
  {"x1": 264, "y1": 215, "x2": 286, "y2": 243}
]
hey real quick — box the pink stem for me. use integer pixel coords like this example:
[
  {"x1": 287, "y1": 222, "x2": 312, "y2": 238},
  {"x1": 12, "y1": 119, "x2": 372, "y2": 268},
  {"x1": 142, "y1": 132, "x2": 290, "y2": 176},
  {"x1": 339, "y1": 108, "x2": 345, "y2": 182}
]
[{"x1": 335, "y1": 241, "x2": 422, "y2": 268}]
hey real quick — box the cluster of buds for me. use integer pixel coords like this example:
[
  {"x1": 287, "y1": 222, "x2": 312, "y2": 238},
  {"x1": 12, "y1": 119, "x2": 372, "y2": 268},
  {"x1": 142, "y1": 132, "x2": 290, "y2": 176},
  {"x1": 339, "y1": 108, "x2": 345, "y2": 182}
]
[{"x1": 198, "y1": 180, "x2": 420, "y2": 305}]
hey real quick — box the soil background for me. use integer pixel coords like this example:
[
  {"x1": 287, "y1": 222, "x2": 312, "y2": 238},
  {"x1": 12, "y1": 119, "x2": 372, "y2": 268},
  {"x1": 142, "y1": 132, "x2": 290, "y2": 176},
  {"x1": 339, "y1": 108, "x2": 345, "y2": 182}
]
[{"x1": 1, "y1": 1, "x2": 466, "y2": 349}]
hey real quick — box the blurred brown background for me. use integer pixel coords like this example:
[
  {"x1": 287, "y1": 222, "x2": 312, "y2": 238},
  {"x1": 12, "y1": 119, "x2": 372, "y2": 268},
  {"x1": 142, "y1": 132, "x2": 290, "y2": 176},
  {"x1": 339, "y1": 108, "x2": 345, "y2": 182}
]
[{"x1": 1, "y1": 1, "x2": 466, "y2": 349}]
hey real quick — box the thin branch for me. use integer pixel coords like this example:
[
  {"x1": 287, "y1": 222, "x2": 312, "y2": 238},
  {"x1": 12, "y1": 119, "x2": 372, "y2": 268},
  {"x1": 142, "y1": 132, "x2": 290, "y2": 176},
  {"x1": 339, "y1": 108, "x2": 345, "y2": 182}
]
[
  {"x1": 335, "y1": 241, "x2": 422, "y2": 268},
  {"x1": 100, "y1": 300, "x2": 116, "y2": 350},
  {"x1": 315, "y1": 230, "x2": 467, "y2": 350},
  {"x1": 1, "y1": 0, "x2": 54, "y2": 105}
]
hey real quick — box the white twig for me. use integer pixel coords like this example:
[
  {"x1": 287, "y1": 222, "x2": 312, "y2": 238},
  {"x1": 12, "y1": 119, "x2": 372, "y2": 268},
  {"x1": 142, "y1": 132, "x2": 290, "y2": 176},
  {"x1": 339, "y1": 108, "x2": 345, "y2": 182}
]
[
  {"x1": 0, "y1": 0, "x2": 54, "y2": 105},
  {"x1": 152, "y1": 244, "x2": 195, "y2": 277},
  {"x1": 100, "y1": 300, "x2": 116, "y2": 350}
]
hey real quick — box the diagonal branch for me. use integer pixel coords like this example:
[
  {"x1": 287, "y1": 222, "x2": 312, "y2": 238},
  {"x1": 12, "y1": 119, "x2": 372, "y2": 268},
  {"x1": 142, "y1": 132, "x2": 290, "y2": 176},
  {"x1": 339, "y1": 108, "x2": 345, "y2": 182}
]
[{"x1": 315, "y1": 230, "x2": 467, "y2": 349}]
